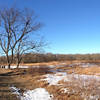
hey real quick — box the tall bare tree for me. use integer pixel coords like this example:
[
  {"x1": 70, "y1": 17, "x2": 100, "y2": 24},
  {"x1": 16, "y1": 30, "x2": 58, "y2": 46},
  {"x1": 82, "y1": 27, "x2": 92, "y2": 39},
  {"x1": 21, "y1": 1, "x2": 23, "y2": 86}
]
[
  {"x1": 15, "y1": 38, "x2": 44, "y2": 68},
  {"x1": 0, "y1": 7, "x2": 42, "y2": 68}
]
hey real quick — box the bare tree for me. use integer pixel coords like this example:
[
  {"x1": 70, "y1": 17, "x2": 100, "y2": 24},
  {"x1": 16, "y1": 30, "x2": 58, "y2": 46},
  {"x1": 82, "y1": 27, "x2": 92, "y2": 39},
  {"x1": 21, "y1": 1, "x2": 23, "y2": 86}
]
[
  {"x1": 0, "y1": 7, "x2": 42, "y2": 68},
  {"x1": 15, "y1": 38, "x2": 44, "y2": 68}
]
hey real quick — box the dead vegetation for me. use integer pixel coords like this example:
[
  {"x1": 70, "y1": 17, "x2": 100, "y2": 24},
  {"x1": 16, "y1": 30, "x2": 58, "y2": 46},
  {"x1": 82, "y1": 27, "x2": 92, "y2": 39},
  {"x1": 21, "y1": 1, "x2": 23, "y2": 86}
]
[{"x1": 0, "y1": 61, "x2": 100, "y2": 100}]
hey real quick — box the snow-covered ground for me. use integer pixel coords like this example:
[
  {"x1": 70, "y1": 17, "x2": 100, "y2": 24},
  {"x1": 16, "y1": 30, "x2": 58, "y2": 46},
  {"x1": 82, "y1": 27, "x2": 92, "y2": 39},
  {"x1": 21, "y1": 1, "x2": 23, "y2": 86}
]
[
  {"x1": 2, "y1": 62, "x2": 99, "y2": 69},
  {"x1": 40, "y1": 71, "x2": 100, "y2": 100},
  {"x1": 5, "y1": 66, "x2": 29, "y2": 69},
  {"x1": 80, "y1": 63, "x2": 98, "y2": 68},
  {"x1": 10, "y1": 87, "x2": 53, "y2": 100},
  {"x1": 5, "y1": 65, "x2": 40, "y2": 69},
  {"x1": 41, "y1": 72, "x2": 100, "y2": 86},
  {"x1": 6, "y1": 63, "x2": 100, "y2": 100},
  {"x1": 41, "y1": 72, "x2": 67, "y2": 85},
  {"x1": 4, "y1": 65, "x2": 56, "y2": 69},
  {"x1": 9, "y1": 71, "x2": 100, "y2": 100},
  {"x1": 68, "y1": 63, "x2": 99, "y2": 67}
]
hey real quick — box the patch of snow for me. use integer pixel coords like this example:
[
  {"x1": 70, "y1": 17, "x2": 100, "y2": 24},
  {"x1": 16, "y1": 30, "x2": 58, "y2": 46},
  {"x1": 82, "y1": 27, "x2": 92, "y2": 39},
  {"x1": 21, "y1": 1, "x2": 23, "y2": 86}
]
[
  {"x1": 41, "y1": 72, "x2": 68, "y2": 85},
  {"x1": 83, "y1": 94, "x2": 100, "y2": 100},
  {"x1": 21, "y1": 88, "x2": 53, "y2": 100},
  {"x1": 81, "y1": 63, "x2": 98, "y2": 68},
  {"x1": 32, "y1": 66, "x2": 40, "y2": 68},
  {"x1": 89, "y1": 95, "x2": 100, "y2": 100},
  {"x1": 5, "y1": 65, "x2": 56, "y2": 69},
  {"x1": 10, "y1": 86, "x2": 21, "y2": 96},
  {"x1": 48, "y1": 64, "x2": 66, "y2": 68},
  {"x1": 68, "y1": 63, "x2": 99, "y2": 68},
  {"x1": 5, "y1": 66, "x2": 29, "y2": 69},
  {"x1": 10, "y1": 87, "x2": 53, "y2": 100},
  {"x1": 72, "y1": 74, "x2": 100, "y2": 80},
  {"x1": 48, "y1": 65, "x2": 56, "y2": 68},
  {"x1": 61, "y1": 63, "x2": 66, "y2": 65},
  {"x1": 5, "y1": 65, "x2": 43, "y2": 69},
  {"x1": 41, "y1": 71, "x2": 100, "y2": 86},
  {"x1": 60, "y1": 88, "x2": 69, "y2": 93}
]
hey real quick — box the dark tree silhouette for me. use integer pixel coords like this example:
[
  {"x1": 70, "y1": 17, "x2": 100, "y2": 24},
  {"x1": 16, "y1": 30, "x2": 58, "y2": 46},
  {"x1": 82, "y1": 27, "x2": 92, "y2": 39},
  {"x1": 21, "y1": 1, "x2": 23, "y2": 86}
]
[{"x1": 0, "y1": 7, "x2": 43, "y2": 68}]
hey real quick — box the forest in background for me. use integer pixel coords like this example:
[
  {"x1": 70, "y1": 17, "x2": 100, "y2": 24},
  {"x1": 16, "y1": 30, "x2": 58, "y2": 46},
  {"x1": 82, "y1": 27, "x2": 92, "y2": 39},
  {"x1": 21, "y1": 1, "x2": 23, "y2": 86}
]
[{"x1": 0, "y1": 53, "x2": 100, "y2": 64}]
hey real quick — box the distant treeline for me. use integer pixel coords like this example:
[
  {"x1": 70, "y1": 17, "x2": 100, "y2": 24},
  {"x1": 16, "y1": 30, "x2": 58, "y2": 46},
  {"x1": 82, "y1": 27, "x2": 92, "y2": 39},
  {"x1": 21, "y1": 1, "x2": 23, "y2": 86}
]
[{"x1": 0, "y1": 53, "x2": 100, "y2": 64}]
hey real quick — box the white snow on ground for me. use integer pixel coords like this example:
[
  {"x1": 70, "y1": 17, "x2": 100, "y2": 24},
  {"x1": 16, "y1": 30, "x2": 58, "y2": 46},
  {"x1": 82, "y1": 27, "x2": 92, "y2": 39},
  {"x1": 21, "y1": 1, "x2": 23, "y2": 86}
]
[
  {"x1": 5, "y1": 65, "x2": 44, "y2": 69},
  {"x1": 86, "y1": 95, "x2": 100, "y2": 100},
  {"x1": 41, "y1": 72, "x2": 100, "y2": 85},
  {"x1": 10, "y1": 87, "x2": 53, "y2": 100},
  {"x1": 80, "y1": 63, "x2": 98, "y2": 68},
  {"x1": 48, "y1": 65, "x2": 56, "y2": 68},
  {"x1": 5, "y1": 66, "x2": 29, "y2": 69},
  {"x1": 72, "y1": 74, "x2": 100, "y2": 80},
  {"x1": 5, "y1": 65, "x2": 56, "y2": 69},
  {"x1": 3, "y1": 62, "x2": 99, "y2": 69},
  {"x1": 10, "y1": 86, "x2": 21, "y2": 96},
  {"x1": 40, "y1": 72, "x2": 100, "y2": 100},
  {"x1": 9, "y1": 65, "x2": 100, "y2": 100},
  {"x1": 41, "y1": 72, "x2": 68, "y2": 85},
  {"x1": 60, "y1": 88, "x2": 70, "y2": 93},
  {"x1": 68, "y1": 63, "x2": 99, "y2": 68},
  {"x1": 21, "y1": 88, "x2": 53, "y2": 100}
]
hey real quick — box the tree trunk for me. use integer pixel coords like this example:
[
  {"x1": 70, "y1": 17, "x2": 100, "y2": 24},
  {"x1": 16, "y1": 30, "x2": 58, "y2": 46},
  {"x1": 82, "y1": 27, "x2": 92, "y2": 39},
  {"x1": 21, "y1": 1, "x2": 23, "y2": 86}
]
[
  {"x1": 8, "y1": 63, "x2": 10, "y2": 69},
  {"x1": 16, "y1": 54, "x2": 22, "y2": 69},
  {"x1": 17, "y1": 62, "x2": 19, "y2": 69},
  {"x1": 7, "y1": 55, "x2": 11, "y2": 69},
  {"x1": 11, "y1": 49, "x2": 14, "y2": 64}
]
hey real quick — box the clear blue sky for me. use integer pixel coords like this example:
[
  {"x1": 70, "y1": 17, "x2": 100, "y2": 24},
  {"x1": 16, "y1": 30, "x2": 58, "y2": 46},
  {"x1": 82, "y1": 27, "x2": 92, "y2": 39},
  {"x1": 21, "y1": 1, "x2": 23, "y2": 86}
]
[{"x1": 0, "y1": 0, "x2": 100, "y2": 54}]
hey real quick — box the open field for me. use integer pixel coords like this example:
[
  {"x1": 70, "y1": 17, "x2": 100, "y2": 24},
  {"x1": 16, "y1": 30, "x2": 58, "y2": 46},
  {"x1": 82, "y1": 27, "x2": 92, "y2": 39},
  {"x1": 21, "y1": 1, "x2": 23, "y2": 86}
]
[{"x1": 0, "y1": 61, "x2": 100, "y2": 100}]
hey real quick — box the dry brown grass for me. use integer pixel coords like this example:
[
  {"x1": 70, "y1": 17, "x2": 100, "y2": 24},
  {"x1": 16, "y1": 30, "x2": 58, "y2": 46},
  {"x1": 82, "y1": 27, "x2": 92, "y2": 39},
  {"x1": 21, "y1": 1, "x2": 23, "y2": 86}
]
[
  {"x1": 66, "y1": 66, "x2": 100, "y2": 75},
  {"x1": 0, "y1": 61, "x2": 100, "y2": 100},
  {"x1": 0, "y1": 68, "x2": 12, "y2": 74},
  {"x1": 15, "y1": 61, "x2": 71, "y2": 66},
  {"x1": 0, "y1": 67, "x2": 84, "y2": 100}
]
